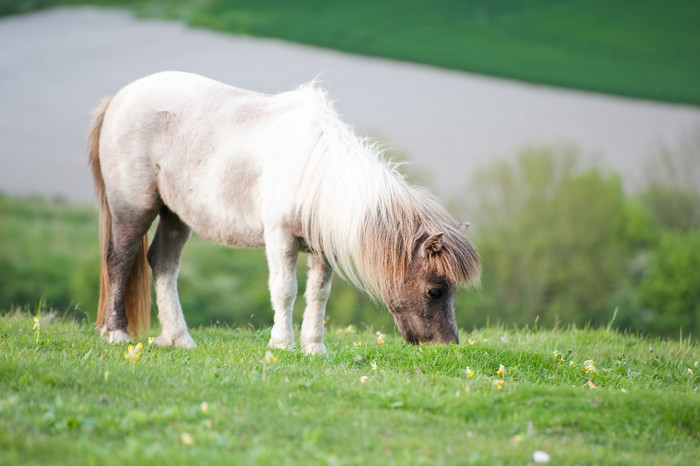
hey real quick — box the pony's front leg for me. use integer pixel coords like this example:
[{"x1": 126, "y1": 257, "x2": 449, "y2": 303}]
[
  {"x1": 265, "y1": 228, "x2": 300, "y2": 350},
  {"x1": 300, "y1": 253, "x2": 333, "y2": 355}
]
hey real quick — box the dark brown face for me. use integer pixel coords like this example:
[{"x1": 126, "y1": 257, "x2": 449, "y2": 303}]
[
  {"x1": 386, "y1": 245, "x2": 460, "y2": 345},
  {"x1": 388, "y1": 279, "x2": 459, "y2": 345}
]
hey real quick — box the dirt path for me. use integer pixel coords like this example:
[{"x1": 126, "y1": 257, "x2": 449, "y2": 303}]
[{"x1": 1, "y1": 7, "x2": 699, "y2": 202}]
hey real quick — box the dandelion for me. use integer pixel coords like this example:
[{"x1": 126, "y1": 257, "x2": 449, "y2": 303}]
[
  {"x1": 376, "y1": 332, "x2": 386, "y2": 344},
  {"x1": 494, "y1": 379, "x2": 504, "y2": 390},
  {"x1": 124, "y1": 342, "x2": 143, "y2": 364},
  {"x1": 32, "y1": 316, "x2": 40, "y2": 343},
  {"x1": 497, "y1": 364, "x2": 506, "y2": 375},
  {"x1": 148, "y1": 336, "x2": 155, "y2": 345},
  {"x1": 360, "y1": 375, "x2": 370, "y2": 384},
  {"x1": 200, "y1": 401, "x2": 209, "y2": 414},
  {"x1": 465, "y1": 366, "x2": 474, "y2": 378},
  {"x1": 264, "y1": 351, "x2": 278, "y2": 364},
  {"x1": 371, "y1": 361, "x2": 378, "y2": 371},
  {"x1": 583, "y1": 359, "x2": 597, "y2": 374}
]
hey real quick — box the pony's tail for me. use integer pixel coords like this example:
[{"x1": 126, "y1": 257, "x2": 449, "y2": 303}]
[{"x1": 88, "y1": 97, "x2": 151, "y2": 337}]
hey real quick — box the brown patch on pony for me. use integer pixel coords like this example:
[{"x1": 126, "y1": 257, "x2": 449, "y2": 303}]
[{"x1": 88, "y1": 97, "x2": 151, "y2": 336}]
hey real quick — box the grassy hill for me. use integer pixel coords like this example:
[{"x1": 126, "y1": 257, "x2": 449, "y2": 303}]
[
  {"x1": 2, "y1": 0, "x2": 700, "y2": 105},
  {"x1": 2, "y1": 312, "x2": 698, "y2": 464}
]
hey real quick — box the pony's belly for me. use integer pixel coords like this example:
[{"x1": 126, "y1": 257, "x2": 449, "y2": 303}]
[
  {"x1": 170, "y1": 200, "x2": 265, "y2": 249},
  {"x1": 199, "y1": 226, "x2": 266, "y2": 249}
]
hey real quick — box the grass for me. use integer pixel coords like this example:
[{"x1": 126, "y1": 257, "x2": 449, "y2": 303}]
[
  {"x1": 2, "y1": 311, "x2": 698, "y2": 464},
  {"x1": 3, "y1": 0, "x2": 699, "y2": 105}
]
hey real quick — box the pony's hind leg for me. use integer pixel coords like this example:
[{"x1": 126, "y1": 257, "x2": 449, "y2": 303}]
[
  {"x1": 300, "y1": 253, "x2": 333, "y2": 355},
  {"x1": 103, "y1": 209, "x2": 157, "y2": 342},
  {"x1": 265, "y1": 227, "x2": 300, "y2": 350},
  {"x1": 147, "y1": 207, "x2": 195, "y2": 348}
]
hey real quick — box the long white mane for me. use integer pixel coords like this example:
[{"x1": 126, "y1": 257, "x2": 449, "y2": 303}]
[{"x1": 271, "y1": 84, "x2": 478, "y2": 301}]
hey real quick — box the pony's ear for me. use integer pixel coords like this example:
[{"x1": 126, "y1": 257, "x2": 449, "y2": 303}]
[
  {"x1": 457, "y1": 222, "x2": 471, "y2": 234},
  {"x1": 421, "y1": 232, "x2": 444, "y2": 258}
]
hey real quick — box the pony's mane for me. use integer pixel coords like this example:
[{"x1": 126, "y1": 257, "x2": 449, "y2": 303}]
[{"x1": 276, "y1": 84, "x2": 480, "y2": 301}]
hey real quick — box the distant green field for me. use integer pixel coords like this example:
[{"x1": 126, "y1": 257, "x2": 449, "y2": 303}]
[
  {"x1": 3, "y1": 0, "x2": 699, "y2": 105},
  {"x1": 2, "y1": 312, "x2": 699, "y2": 464}
]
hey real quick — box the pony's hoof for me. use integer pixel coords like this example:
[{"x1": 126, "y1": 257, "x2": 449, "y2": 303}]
[
  {"x1": 174, "y1": 334, "x2": 196, "y2": 349},
  {"x1": 154, "y1": 333, "x2": 196, "y2": 349},
  {"x1": 268, "y1": 337, "x2": 295, "y2": 350},
  {"x1": 301, "y1": 342, "x2": 327, "y2": 355},
  {"x1": 107, "y1": 329, "x2": 130, "y2": 343},
  {"x1": 269, "y1": 326, "x2": 295, "y2": 350}
]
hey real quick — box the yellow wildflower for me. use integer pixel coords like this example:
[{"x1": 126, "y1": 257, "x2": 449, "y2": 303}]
[
  {"x1": 465, "y1": 366, "x2": 475, "y2": 378},
  {"x1": 688, "y1": 368, "x2": 694, "y2": 375},
  {"x1": 264, "y1": 351, "x2": 278, "y2": 364},
  {"x1": 376, "y1": 332, "x2": 386, "y2": 344},
  {"x1": 583, "y1": 359, "x2": 597, "y2": 374},
  {"x1": 468, "y1": 338, "x2": 476, "y2": 345},
  {"x1": 124, "y1": 342, "x2": 143, "y2": 364},
  {"x1": 353, "y1": 341, "x2": 362, "y2": 347},
  {"x1": 494, "y1": 379, "x2": 504, "y2": 390},
  {"x1": 497, "y1": 364, "x2": 506, "y2": 375},
  {"x1": 148, "y1": 336, "x2": 155, "y2": 345},
  {"x1": 371, "y1": 361, "x2": 378, "y2": 371},
  {"x1": 32, "y1": 316, "x2": 41, "y2": 343}
]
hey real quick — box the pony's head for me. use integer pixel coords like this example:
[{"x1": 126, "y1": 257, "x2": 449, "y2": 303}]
[{"x1": 381, "y1": 222, "x2": 480, "y2": 345}]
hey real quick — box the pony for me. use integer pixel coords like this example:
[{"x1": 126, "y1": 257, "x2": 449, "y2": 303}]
[{"x1": 88, "y1": 71, "x2": 480, "y2": 354}]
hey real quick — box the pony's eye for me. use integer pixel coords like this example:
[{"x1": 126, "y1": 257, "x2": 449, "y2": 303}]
[{"x1": 427, "y1": 288, "x2": 443, "y2": 299}]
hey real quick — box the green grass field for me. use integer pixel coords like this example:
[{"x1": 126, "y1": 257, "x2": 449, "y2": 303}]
[
  {"x1": 3, "y1": 0, "x2": 699, "y2": 105},
  {"x1": 2, "y1": 312, "x2": 698, "y2": 464}
]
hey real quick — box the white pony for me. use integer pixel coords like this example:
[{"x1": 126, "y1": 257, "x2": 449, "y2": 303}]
[{"x1": 89, "y1": 71, "x2": 479, "y2": 354}]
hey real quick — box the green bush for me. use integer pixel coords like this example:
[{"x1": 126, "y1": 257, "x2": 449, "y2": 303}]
[
  {"x1": 457, "y1": 146, "x2": 700, "y2": 338},
  {"x1": 638, "y1": 230, "x2": 700, "y2": 336},
  {"x1": 459, "y1": 148, "x2": 633, "y2": 328}
]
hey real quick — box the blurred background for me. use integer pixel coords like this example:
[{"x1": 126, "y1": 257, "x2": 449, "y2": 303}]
[{"x1": 1, "y1": 1, "x2": 699, "y2": 338}]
